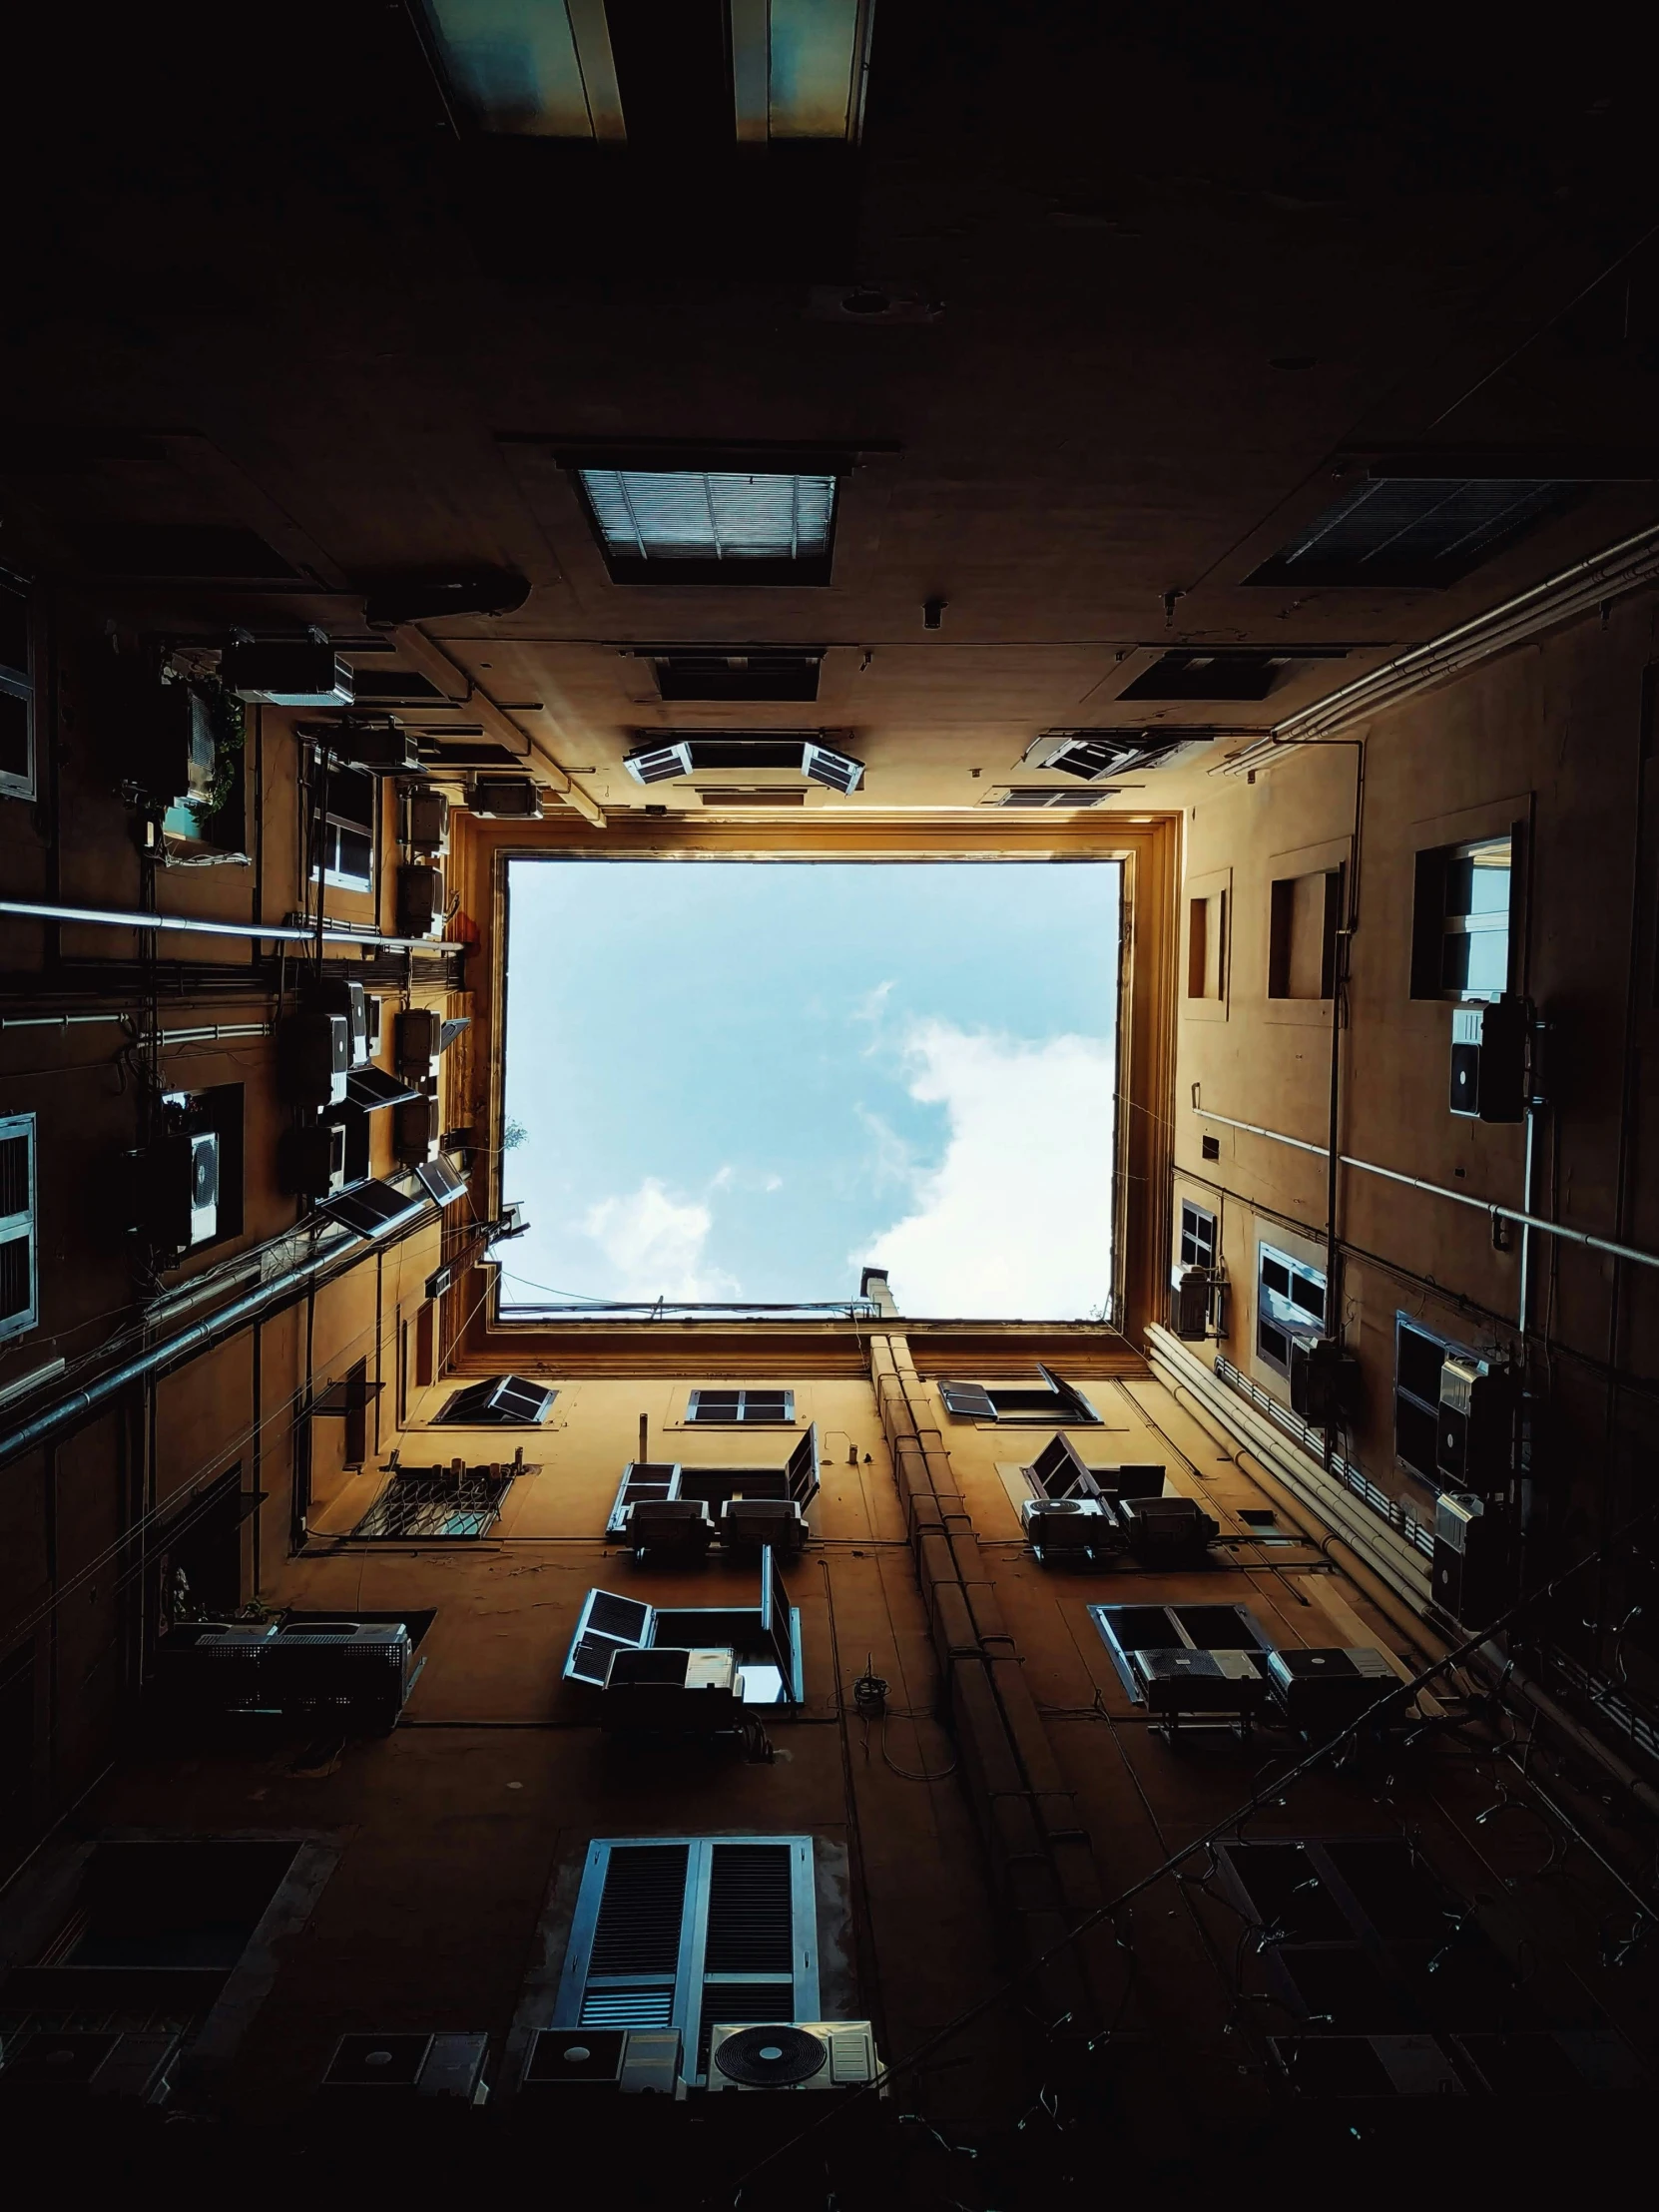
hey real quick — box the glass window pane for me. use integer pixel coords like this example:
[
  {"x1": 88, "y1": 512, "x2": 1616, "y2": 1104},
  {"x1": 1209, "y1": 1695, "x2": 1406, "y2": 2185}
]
[
  {"x1": 420, "y1": 0, "x2": 602, "y2": 136},
  {"x1": 580, "y1": 471, "x2": 835, "y2": 563},
  {"x1": 1461, "y1": 927, "x2": 1509, "y2": 997},
  {"x1": 769, "y1": 0, "x2": 861, "y2": 138},
  {"x1": 336, "y1": 830, "x2": 373, "y2": 882}
]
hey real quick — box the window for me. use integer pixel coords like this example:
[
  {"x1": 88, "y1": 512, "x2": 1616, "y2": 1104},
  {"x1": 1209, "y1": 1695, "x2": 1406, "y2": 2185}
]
[
  {"x1": 436, "y1": 1376, "x2": 557, "y2": 1424},
  {"x1": 310, "y1": 762, "x2": 377, "y2": 892},
  {"x1": 1187, "y1": 890, "x2": 1226, "y2": 998},
  {"x1": 0, "y1": 578, "x2": 34, "y2": 801},
  {"x1": 1032, "y1": 730, "x2": 1201, "y2": 780},
  {"x1": 1179, "y1": 1201, "x2": 1217, "y2": 1273},
  {"x1": 995, "y1": 789, "x2": 1110, "y2": 810},
  {"x1": 607, "y1": 1429, "x2": 820, "y2": 1533},
  {"x1": 1393, "y1": 1313, "x2": 1480, "y2": 1488},
  {"x1": 1091, "y1": 1602, "x2": 1272, "y2": 1703},
  {"x1": 647, "y1": 652, "x2": 826, "y2": 702},
  {"x1": 416, "y1": 0, "x2": 627, "y2": 138},
  {"x1": 564, "y1": 1548, "x2": 803, "y2": 1704},
  {"x1": 1119, "y1": 648, "x2": 1343, "y2": 703},
  {"x1": 354, "y1": 1458, "x2": 520, "y2": 1538},
  {"x1": 0, "y1": 1116, "x2": 38, "y2": 1343},
  {"x1": 1411, "y1": 834, "x2": 1513, "y2": 1001},
  {"x1": 1269, "y1": 869, "x2": 1342, "y2": 999},
  {"x1": 731, "y1": 0, "x2": 876, "y2": 143},
  {"x1": 1257, "y1": 1243, "x2": 1326, "y2": 1378},
  {"x1": 937, "y1": 1367, "x2": 1101, "y2": 1423},
  {"x1": 1246, "y1": 475, "x2": 1578, "y2": 588},
  {"x1": 575, "y1": 468, "x2": 837, "y2": 584},
  {"x1": 624, "y1": 735, "x2": 862, "y2": 792},
  {"x1": 687, "y1": 1388, "x2": 795, "y2": 1424},
  {"x1": 554, "y1": 1836, "x2": 819, "y2": 2082}
]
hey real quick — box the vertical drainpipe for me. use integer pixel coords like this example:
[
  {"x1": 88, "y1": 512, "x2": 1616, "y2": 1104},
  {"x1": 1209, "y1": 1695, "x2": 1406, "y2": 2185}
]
[
  {"x1": 863, "y1": 1319, "x2": 1107, "y2": 2029},
  {"x1": 251, "y1": 1318, "x2": 264, "y2": 1600}
]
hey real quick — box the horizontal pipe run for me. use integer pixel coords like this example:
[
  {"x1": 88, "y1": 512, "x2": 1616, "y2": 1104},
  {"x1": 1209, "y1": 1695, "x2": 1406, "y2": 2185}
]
[
  {"x1": 0, "y1": 896, "x2": 462, "y2": 955},
  {"x1": 1193, "y1": 1108, "x2": 1659, "y2": 1274}
]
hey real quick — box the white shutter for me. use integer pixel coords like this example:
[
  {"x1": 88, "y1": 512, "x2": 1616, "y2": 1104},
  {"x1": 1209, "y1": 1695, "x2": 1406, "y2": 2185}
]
[
  {"x1": 605, "y1": 1461, "x2": 682, "y2": 1536},
  {"x1": 801, "y1": 741, "x2": 863, "y2": 794},
  {"x1": 555, "y1": 1836, "x2": 819, "y2": 2082},
  {"x1": 564, "y1": 1589, "x2": 655, "y2": 1685},
  {"x1": 1028, "y1": 1434, "x2": 1099, "y2": 1501},
  {"x1": 939, "y1": 1381, "x2": 997, "y2": 1418},
  {"x1": 786, "y1": 1424, "x2": 820, "y2": 1508},
  {"x1": 758, "y1": 1547, "x2": 802, "y2": 1698},
  {"x1": 622, "y1": 740, "x2": 694, "y2": 786}
]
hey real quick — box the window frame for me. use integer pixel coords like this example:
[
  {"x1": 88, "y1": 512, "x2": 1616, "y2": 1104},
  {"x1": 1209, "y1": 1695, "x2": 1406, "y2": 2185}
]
[
  {"x1": 564, "y1": 1549, "x2": 805, "y2": 1704},
  {"x1": 434, "y1": 1376, "x2": 557, "y2": 1426},
  {"x1": 0, "y1": 1113, "x2": 39, "y2": 1343},
  {"x1": 1177, "y1": 1200, "x2": 1217, "y2": 1278},
  {"x1": 553, "y1": 1835, "x2": 820, "y2": 2084},
  {"x1": 0, "y1": 578, "x2": 36, "y2": 803},
  {"x1": 937, "y1": 1366, "x2": 1102, "y2": 1425},
  {"x1": 560, "y1": 447, "x2": 852, "y2": 587},
  {"x1": 1090, "y1": 1601, "x2": 1274, "y2": 1704},
  {"x1": 1256, "y1": 1242, "x2": 1328, "y2": 1379},
  {"x1": 686, "y1": 1387, "x2": 797, "y2": 1426},
  {"x1": 1411, "y1": 832, "x2": 1516, "y2": 1004},
  {"x1": 307, "y1": 759, "x2": 378, "y2": 895},
  {"x1": 606, "y1": 1428, "x2": 820, "y2": 1532}
]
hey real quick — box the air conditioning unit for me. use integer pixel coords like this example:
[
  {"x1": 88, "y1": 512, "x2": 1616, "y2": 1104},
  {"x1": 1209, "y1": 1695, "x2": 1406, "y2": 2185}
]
[
  {"x1": 320, "y1": 2032, "x2": 488, "y2": 2104},
  {"x1": 279, "y1": 1010, "x2": 350, "y2": 1107},
  {"x1": 304, "y1": 721, "x2": 424, "y2": 775},
  {"x1": 222, "y1": 641, "x2": 354, "y2": 707},
  {"x1": 467, "y1": 775, "x2": 541, "y2": 819},
  {"x1": 404, "y1": 787, "x2": 450, "y2": 853},
  {"x1": 1431, "y1": 1491, "x2": 1506, "y2": 1627},
  {"x1": 305, "y1": 974, "x2": 369, "y2": 1067},
  {"x1": 140, "y1": 1128, "x2": 220, "y2": 1252},
  {"x1": 1099, "y1": 1464, "x2": 1167, "y2": 1501},
  {"x1": 396, "y1": 864, "x2": 443, "y2": 937},
  {"x1": 280, "y1": 1119, "x2": 347, "y2": 1199},
  {"x1": 1261, "y1": 1647, "x2": 1397, "y2": 1733},
  {"x1": 125, "y1": 674, "x2": 218, "y2": 811},
  {"x1": 1436, "y1": 1355, "x2": 1514, "y2": 1494},
  {"x1": 396, "y1": 1006, "x2": 441, "y2": 1082},
  {"x1": 154, "y1": 1618, "x2": 415, "y2": 1731},
  {"x1": 706, "y1": 2021, "x2": 881, "y2": 2093},
  {"x1": 1289, "y1": 1336, "x2": 1362, "y2": 1425},
  {"x1": 1170, "y1": 1265, "x2": 1211, "y2": 1341},
  {"x1": 1118, "y1": 1494, "x2": 1218, "y2": 1561},
  {"x1": 1128, "y1": 1648, "x2": 1267, "y2": 1726},
  {"x1": 394, "y1": 1095, "x2": 442, "y2": 1166},
  {"x1": 720, "y1": 1499, "x2": 808, "y2": 1556},
  {"x1": 0, "y1": 2029, "x2": 181, "y2": 2105},
  {"x1": 1449, "y1": 997, "x2": 1525, "y2": 1121},
  {"x1": 520, "y1": 2028, "x2": 683, "y2": 2099},
  {"x1": 622, "y1": 1497, "x2": 715, "y2": 1559},
  {"x1": 597, "y1": 1646, "x2": 741, "y2": 1732},
  {"x1": 1020, "y1": 1496, "x2": 1125, "y2": 1561}
]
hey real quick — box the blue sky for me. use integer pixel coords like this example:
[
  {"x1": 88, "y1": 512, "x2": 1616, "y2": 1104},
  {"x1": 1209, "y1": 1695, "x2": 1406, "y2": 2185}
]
[{"x1": 500, "y1": 859, "x2": 1120, "y2": 1319}]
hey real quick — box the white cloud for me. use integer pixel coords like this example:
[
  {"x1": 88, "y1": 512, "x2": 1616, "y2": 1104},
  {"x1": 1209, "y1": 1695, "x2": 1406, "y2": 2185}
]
[
  {"x1": 860, "y1": 1021, "x2": 1114, "y2": 1319},
  {"x1": 582, "y1": 1178, "x2": 739, "y2": 1300}
]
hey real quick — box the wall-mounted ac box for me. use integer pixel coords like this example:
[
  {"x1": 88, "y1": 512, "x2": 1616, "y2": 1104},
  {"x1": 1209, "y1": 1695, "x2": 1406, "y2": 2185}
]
[
  {"x1": 223, "y1": 642, "x2": 354, "y2": 707},
  {"x1": 396, "y1": 1006, "x2": 440, "y2": 1081},
  {"x1": 597, "y1": 1646, "x2": 742, "y2": 1732},
  {"x1": 1289, "y1": 1336, "x2": 1362, "y2": 1425},
  {"x1": 303, "y1": 722, "x2": 423, "y2": 775},
  {"x1": 320, "y1": 2032, "x2": 488, "y2": 2103},
  {"x1": 520, "y1": 2028, "x2": 683, "y2": 2099},
  {"x1": 706, "y1": 2021, "x2": 881, "y2": 2094},
  {"x1": 1449, "y1": 998, "x2": 1525, "y2": 1121},
  {"x1": 396, "y1": 864, "x2": 442, "y2": 937},
  {"x1": 280, "y1": 1119, "x2": 347, "y2": 1199},
  {"x1": 466, "y1": 775, "x2": 541, "y2": 819},
  {"x1": 404, "y1": 787, "x2": 450, "y2": 852},
  {"x1": 393, "y1": 1095, "x2": 441, "y2": 1165},
  {"x1": 1436, "y1": 1355, "x2": 1515, "y2": 1493},
  {"x1": 278, "y1": 1010, "x2": 350, "y2": 1106},
  {"x1": 305, "y1": 974, "x2": 369, "y2": 1067},
  {"x1": 1432, "y1": 1489, "x2": 1507, "y2": 1625}
]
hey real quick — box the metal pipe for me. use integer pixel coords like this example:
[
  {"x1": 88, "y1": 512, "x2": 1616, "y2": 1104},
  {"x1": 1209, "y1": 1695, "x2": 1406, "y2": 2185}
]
[
  {"x1": 1192, "y1": 1108, "x2": 1659, "y2": 1273},
  {"x1": 0, "y1": 1205, "x2": 433, "y2": 1470},
  {"x1": 0, "y1": 895, "x2": 461, "y2": 954},
  {"x1": 1518, "y1": 1106, "x2": 1536, "y2": 1333}
]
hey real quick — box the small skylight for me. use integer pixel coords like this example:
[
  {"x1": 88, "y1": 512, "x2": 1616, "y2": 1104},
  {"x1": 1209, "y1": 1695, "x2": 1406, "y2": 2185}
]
[
  {"x1": 1247, "y1": 476, "x2": 1577, "y2": 588},
  {"x1": 578, "y1": 470, "x2": 836, "y2": 569}
]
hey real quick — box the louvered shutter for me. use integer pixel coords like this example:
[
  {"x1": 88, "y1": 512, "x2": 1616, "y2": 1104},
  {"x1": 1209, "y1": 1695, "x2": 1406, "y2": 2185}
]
[
  {"x1": 564, "y1": 1589, "x2": 655, "y2": 1685},
  {"x1": 786, "y1": 1425, "x2": 820, "y2": 1508},
  {"x1": 1037, "y1": 1365, "x2": 1098, "y2": 1422},
  {"x1": 605, "y1": 1461, "x2": 682, "y2": 1535},
  {"x1": 758, "y1": 1548, "x2": 801, "y2": 1697},
  {"x1": 622, "y1": 740, "x2": 694, "y2": 786},
  {"x1": 693, "y1": 1843, "x2": 799, "y2": 2071},
  {"x1": 939, "y1": 1381, "x2": 997, "y2": 1418},
  {"x1": 801, "y1": 741, "x2": 863, "y2": 794},
  {"x1": 560, "y1": 1842, "x2": 694, "y2": 2029},
  {"x1": 1028, "y1": 1434, "x2": 1099, "y2": 1501}
]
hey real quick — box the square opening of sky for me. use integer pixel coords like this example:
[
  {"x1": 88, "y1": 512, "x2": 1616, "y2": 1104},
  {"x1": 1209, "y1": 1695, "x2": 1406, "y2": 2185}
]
[{"x1": 501, "y1": 858, "x2": 1121, "y2": 1320}]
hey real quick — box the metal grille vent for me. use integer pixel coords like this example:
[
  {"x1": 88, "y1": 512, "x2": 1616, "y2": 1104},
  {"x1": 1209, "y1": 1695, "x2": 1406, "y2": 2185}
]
[{"x1": 588, "y1": 1846, "x2": 691, "y2": 1976}]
